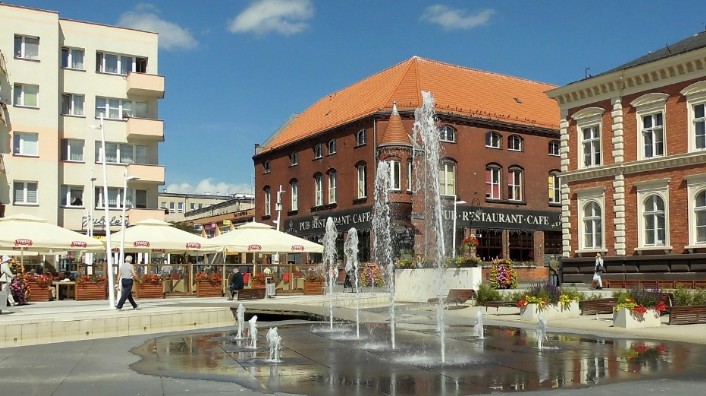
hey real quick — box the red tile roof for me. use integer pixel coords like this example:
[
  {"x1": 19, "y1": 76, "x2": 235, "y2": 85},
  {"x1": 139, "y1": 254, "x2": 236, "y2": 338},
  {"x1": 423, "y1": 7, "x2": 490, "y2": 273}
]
[
  {"x1": 379, "y1": 102, "x2": 410, "y2": 146},
  {"x1": 261, "y1": 56, "x2": 558, "y2": 152}
]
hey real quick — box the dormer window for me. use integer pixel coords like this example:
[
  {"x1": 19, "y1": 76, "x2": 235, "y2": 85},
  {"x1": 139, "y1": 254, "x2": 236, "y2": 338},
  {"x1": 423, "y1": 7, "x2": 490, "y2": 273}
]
[
  {"x1": 313, "y1": 143, "x2": 323, "y2": 159},
  {"x1": 439, "y1": 125, "x2": 456, "y2": 143},
  {"x1": 356, "y1": 130, "x2": 366, "y2": 146},
  {"x1": 328, "y1": 139, "x2": 336, "y2": 155}
]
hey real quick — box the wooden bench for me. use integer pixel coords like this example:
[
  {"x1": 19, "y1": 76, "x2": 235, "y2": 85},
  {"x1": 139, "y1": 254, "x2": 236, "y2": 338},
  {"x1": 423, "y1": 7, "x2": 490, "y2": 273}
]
[
  {"x1": 484, "y1": 300, "x2": 518, "y2": 313},
  {"x1": 579, "y1": 298, "x2": 617, "y2": 315},
  {"x1": 236, "y1": 288, "x2": 266, "y2": 300},
  {"x1": 428, "y1": 289, "x2": 476, "y2": 307},
  {"x1": 669, "y1": 306, "x2": 706, "y2": 325}
]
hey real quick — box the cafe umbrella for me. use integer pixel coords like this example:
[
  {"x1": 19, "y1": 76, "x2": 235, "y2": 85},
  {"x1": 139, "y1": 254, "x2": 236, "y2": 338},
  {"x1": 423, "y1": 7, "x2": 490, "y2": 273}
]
[
  {"x1": 0, "y1": 214, "x2": 104, "y2": 255},
  {"x1": 119, "y1": 219, "x2": 221, "y2": 253}
]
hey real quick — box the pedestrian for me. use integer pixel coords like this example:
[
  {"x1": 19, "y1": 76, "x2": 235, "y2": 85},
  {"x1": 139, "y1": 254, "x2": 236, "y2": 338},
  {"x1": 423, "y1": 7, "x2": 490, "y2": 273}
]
[
  {"x1": 227, "y1": 267, "x2": 244, "y2": 300},
  {"x1": 594, "y1": 253, "x2": 604, "y2": 290},
  {"x1": 116, "y1": 256, "x2": 139, "y2": 310},
  {"x1": 1, "y1": 255, "x2": 17, "y2": 306}
]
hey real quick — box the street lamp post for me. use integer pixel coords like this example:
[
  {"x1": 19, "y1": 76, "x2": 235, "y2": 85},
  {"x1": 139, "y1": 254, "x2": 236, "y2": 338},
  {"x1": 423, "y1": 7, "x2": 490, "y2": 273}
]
[
  {"x1": 119, "y1": 170, "x2": 140, "y2": 276},
  {"x1": 452, "y1": 197, "x2": 467, "y2": 258},
  {"x1": 92, "y1": 114, "x2": 116, "y2": 308},
  {"x1": 86, "y1": 172, "x2": 97, "y2": 274}
]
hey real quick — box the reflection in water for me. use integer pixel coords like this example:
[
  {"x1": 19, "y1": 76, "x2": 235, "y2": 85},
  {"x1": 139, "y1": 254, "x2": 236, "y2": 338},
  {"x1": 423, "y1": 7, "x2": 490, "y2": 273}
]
[{"x1": 130, "y1": 324, "x2": 704, "y2": 396}]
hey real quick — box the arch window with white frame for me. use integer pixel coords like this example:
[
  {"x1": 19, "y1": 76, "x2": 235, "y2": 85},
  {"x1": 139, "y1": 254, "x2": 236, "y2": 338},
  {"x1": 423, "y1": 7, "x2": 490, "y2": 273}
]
[
  {"x1": 314, "y1": 174, "x2": 324, "y2": 206},
  {"x1": 508, "y1": 135, "x2": 523, "y2": 151},
  {"x1": 289, "y1": 152, "x2": 298, "y2": 166},
  {"x1": 328, "y1": 139, "x2": 336, "y2": 155},
  {"x1": 328, "y1": 170, "x2": 337, "y2": 204},
  {"x1": 631, "y1": 93, "x2": 668, "y2": 161},
  {"x1": 263, "y1": 187, "x2": 271, "y2": 216},
  {"x1": 290, "y1": 180, "x2": 298, "y2": 211},
  {"x1": 695, "y1": 189, "x2": 706, "y2": 243},
  {"x1": 643, "y1": 194, "x2": 666, "y2": 246},
  {"x1": 356, "y1": 129, "x2": 366, "y2": 146},
  {"x1": 508, "y1": 167, "x2": 523, "y2": 201},
  {"x1": 680, "y1": 81, "x2": 706, "y2": 152},
  {"x1": 439, "y1": 125, "x2": 456, "y2": 143},
  {"x1": 548, "y1": 140, "x2": 560, "y2": 156},
  {"x1": 485, "y1": 131, "x2": 501, "y2": 148},
  {"x1": 548, "y1": 171, "x2": 560, "y2": 204},
  {"x1": 357, "y1": 163, "x2": 367, "y2": 198},
  {"x1": 313, "y1": 143, "x2": 323, "y2": 159},
  {"x1": 485, "y1": 164, "x2": 501, "y2": 199},
  {"x1": 387, "y1": 160, "x2": 401, "y2": 191},
  {"x1": 582, "y1": 201, "x2": 603, "y2": 249},
  {"x1": 636, "y1": 179, "x2": 670, "y2": 250},
  {"x1": 439, "y1": 160, "x2": 456, "y2": 196}
]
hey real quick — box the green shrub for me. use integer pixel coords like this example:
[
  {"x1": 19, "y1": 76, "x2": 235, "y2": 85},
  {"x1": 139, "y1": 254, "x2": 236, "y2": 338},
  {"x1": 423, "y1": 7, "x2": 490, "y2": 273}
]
[
  {"x1": 504, "y1": 290, "x2": 525, "y2": 303},
  {"x1": 673, "y1": 285, "x2": 693, "y2": 306},
  {"x1": 476, "y1": 283, "x2": 502, "y2": 305},
  {"x1": 560, "y1": 287, "x2": 583, "y2": 301},
  {"x1": 693, "y1": 289, "x2": 706, "y2": 305}
]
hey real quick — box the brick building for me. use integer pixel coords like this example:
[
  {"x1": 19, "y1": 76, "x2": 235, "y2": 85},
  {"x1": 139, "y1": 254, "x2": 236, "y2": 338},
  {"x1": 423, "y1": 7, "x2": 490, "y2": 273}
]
[
  {"x1": 254, "y1": 57, "x2": 561, "y2": 266},
  {"x1": 547, "y1": 31, "x2": 706, "y2": 287}
]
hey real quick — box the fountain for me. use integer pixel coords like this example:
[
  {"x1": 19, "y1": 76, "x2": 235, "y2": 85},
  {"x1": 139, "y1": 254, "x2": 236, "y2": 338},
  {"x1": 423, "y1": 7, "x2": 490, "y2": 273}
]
[
  {"x1": 235, "y1": 303, "x2": 245, "y2": 339},
  {"x1": 248, "y1": 315, "x2": 258, "y2": 349},
  {"x1": 474, "y1": 310, "x2": 485, "y2": 339},
  {"x1": 344, "y1": 227, "x2": 361, "y2": 339},
  {"x1": 536, "y1": 317, "x2": 548, "y2": 350},
  {"x1": 322, "y1": 217, "x2": 338, "y2": 331},
  {"x1": 266, "y1": 327, "x2": 282, "y2": 362},
  {"x1": 373, "y1": 160, "x2": 396, "y2": 349}
]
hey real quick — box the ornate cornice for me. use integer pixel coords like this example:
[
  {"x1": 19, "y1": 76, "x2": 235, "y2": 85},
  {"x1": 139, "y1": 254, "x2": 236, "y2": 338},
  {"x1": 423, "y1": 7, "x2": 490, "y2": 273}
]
[{"x1": 561, "y1": 152, "x2": 706, "y2": 183}]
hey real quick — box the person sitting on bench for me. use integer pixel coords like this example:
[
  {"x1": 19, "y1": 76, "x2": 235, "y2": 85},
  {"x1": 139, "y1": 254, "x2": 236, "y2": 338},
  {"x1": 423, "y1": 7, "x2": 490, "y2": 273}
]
[{"x1": 227, "y1": 267, "x2": 244, "y2": 300}]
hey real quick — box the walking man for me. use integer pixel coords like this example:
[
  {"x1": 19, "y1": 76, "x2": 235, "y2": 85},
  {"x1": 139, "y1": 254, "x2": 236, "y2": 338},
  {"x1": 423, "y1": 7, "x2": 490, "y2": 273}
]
[
  {"x1": 594, "y1": 253, "x2": 604, "y2": 290},
  {"x1": 1, "y1": 255, "x2": 17, "y2": 306},
  {"x1": 116, "y1": 256, "x2": 139, "y2": 310}
]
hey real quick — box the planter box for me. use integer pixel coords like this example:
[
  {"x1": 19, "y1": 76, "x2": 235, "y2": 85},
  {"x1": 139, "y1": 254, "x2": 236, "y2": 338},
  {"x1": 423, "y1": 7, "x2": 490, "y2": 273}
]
[
  {"x1": 196, "y1": 281, "x2": 223, "y2": 297},
  {"x1": 303, "y1": 280, "x2": 325, "y2": 295},
  {"x1": 520, "y1": 301, "x2": 580, "y2": 322},
  {"x1": 136, "y1": 282, "x2": 164, "y2": 299},
  {"x1": 26, "y1": 281, "x2": 51, "y2": 302},
  {"x1": 75, "y1": 282, "x2": 107, "y2": 301},
  {"x1": 613, "y1": 307, "x2": 661, "y2": 328},
  {"x1": 394, "y1": 267, "x2": 483, "y2": 302}
]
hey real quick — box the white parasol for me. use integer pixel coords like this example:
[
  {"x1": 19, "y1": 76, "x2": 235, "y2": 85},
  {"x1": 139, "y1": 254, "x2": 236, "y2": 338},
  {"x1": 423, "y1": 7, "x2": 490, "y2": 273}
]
[
  {"x1": 120, "y1": 219, "x2": 221, "y2": 253},
  {"x1": 0, "y1": 214, "x2": 103, "y2": 253}
]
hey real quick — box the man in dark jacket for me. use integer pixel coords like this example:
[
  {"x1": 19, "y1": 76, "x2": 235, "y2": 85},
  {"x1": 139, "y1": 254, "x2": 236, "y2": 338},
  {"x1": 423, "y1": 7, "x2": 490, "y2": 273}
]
[{"x1": 227, "y1": 267, "x2": 244, "y2": 300}]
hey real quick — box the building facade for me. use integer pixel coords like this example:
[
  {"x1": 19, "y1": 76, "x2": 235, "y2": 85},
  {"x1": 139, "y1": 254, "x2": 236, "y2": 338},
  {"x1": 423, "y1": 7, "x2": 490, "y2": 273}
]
[
  {"x1": 0, "y1": 4, "x2": 166, "y2": 234},
  {"x1": 253, "y1": 57, "x2": 561, "y2": 266},
  {"x1": 547, "y1": 31, "x2": 706, "y2": 286},
  {"x1": 158, "y1": 191, "x2": 250, "y2": 223}
]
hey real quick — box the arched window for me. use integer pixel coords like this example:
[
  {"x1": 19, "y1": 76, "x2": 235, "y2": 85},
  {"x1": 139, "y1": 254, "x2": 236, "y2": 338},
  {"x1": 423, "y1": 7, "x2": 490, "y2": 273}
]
[
  {"x1": 508, "y1": 135, "x2": 523, "y2": 151},
  {"x1": 439, "y1": 159, "x2": 456, "y2": 196},
  {"x1": 290, "y1": 179, "x2": 298, "y2": 211},
  {"x1": 289, "y1": 152, "x2": 298, "y2": 166},
  {"x1": 508, "y1": 166, "x2": 523, "y2": 201},
  {"x1": 328, "y1": 170, "x2": 337, "y2": 204},
  {"x1": 548, "y1": 171, "x2": 560, "y2": 204},
  {"x1": 583, "y1": 201, "x2": 602, "y2": 249},
  {"x1": 643, "y1": 194, "x2": 666, "y2": 246},
  {"x1": 313, "y1": 173, "x2": 323, "y2": 206},
  {"x1": 485, "y1": 131, "x2": 501, "y2": 148},
  {"x1": 263, "y1": 160, "x2": 271, "y2": 173},
  {"x1": 263, "y1": 186, "x2": 271, "y2": 216},
  {"x1": 485, "y1": 164, "x2": 501, "y2": 199},
  {"x1": 328, "y1": 139, "x2": 336, "y2": 155},
  {"x1": 356, "y1": 129, "x2": 366, "y2": 146},
  {"x1": 696, "y1": 190, "x2": 706, "y2": 243},
  {"x1": 439, "y1": 125, "x2": 456, "y2": 142}
]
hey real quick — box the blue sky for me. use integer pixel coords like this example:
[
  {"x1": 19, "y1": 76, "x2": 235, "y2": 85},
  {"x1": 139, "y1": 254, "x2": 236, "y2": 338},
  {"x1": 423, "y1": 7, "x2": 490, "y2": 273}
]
[{"x1": 9, "y1": 0, "x2": 706, "y2": 195}]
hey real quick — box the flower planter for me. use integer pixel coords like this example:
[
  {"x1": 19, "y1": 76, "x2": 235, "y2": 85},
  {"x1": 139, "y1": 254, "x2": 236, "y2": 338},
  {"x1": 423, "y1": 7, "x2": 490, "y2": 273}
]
[
  {"x1": 613, "y1": 307, "x2": 661, "y2": 329},
  {"x1": 75, "y1": 282, "x2": 107, "y2": 301},
  {"x1": 251, "y1": 280, "x2": 266, "y2": 288},
  {"x1": 520, "y1": 301, "x2": 580, "y2": 322},
  {"x1": 196, "y1": 280, "x2": 223, "y2": 297},
  {"x1": 26, "y1": 281, "x2": 51, "y2": 302},
  {"x1": 136, "y1": 282, "x2": 164, "y2": 299},
  {"x1": 303, "y1": 280, "x2": 325, "y2": 295}
]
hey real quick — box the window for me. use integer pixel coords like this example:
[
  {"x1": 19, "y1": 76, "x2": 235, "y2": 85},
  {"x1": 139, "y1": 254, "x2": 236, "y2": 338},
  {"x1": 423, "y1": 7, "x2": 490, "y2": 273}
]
[
  {"x1": 388, "y1": 160, "x2": 401, "y2": 191},
  {"x1": 177, "y1": 202, "x2": 184, "y2": 213},
  {"x1": 314, "y1": 174, "x2": 323, "y2": 206},
  {"x1": 476, "y1": 229, "x2": 502, "y2": 261},
  {"x1": 13, "y1": 83, "x2": 38, "y2": 107},
  {"x1": 572, "y1": 107, "x2": 605, "y2": 169},
  {"x1": 290, "y1": 180, "x2": 298, "y2": 211},
  {"x1": 485, "y1": 165, "x2": 501, "y2": 199},
  {"x1": 548, "y1": 140, "x2": 560, "y2": 156},
  {"x1": 439, "y1": 125, "x2": 456, "y2": 142},
  {"x1": 14, "y1": 35, "x2": 39, "y2": 60},
  {"x1": 328, "y1": 139, "x2": 336, "y2": 155},
  {"x1": 313, "y1": 144, "x2": 323, "y2": 159},
  {"x1": 61, "y1": 94, "x2": 85, "y2": 116},
  {"x1": 643, "y1": 195, "x2": 666, "y2": 246},
  {"x1": 439, "y1": 160, "x2": 456, "y2": 196},
  {"x1": 695, "y1": 104, "x2": 706, "y2": 150},
  {"x1": 190, "y1": 203, "x2": 196, "y2": 211},
  {"x1": 508, "y1": 167, "x2": 523, "y2": 201},
  {"x1": 356, "y1": 129, "x2": 366, "y2": 146},
  {"x1": 695, "y1": 190, "x2": 706, "y2": 243},
  {"x1": 95, "y1": 97, "x2": 146, "y2": 120},
  {"x1": 407, "y1": 160, "x2": 413, "y2": 191},
  {"x1": 95, "y1": 142, "x2": 141, "y2": 164},
  {"x1": 61, "y1": 47, "x2": 84, "y2": 70},
  {"x1": 357, "y1": 163, "x2": 367, "y2": 198},
  {"x1": 508, "y1": 135, "x2": 523, "y2": 151},
  {"x1": 509, "y1": 231, "x2": 534, "y2": 262},
  {"x1": 485, "y1": 131, "x2": 501, "y2": 148},
  {"x1": 264, "y1": 186, "x2": 271, "y2": 216},
  {"x1": 134, "y1": 189, "x2": 147, "y2": 209},
  {"x1": 169, "y1": 202, "x2": 175, "y2": 213},
  {"x1": 13, "y1": 181, "x2": 38, "y2": 204},
  {"x1": 328, "y1": 170, "x2": 337, "y2": 204},
  {"x1": 61, "y1": 139, "x2": 84, "y2": 162},
  {"x1": 641, "y1": 113, "x2": 664, "y2": 159},
  {"x1": 161, "y1": 201, "x2": 167, "y2": 209},
  {"x1": 681, "y1": 82, "x2": 706, "y2": 152},
  {"x1": 13, "y1": 132, "x2": 38, "y2": 156},
  {"x1": 263, "y1": 160, "x2": 271, "y2": 173},
  {"x1": 581, "y1": 125, "x2": 601, "y2": 167},
  {"x1": 96, "y1": 52, "x2": 147, "y2": 75},
  {"x1": 289, "y1": 152, "x2": 298, "y2": 166},
  {"x1": 582, "y1": 201, "x2": 603, "y2": 249},
  {"x1": 61, "y1": 185, "x2": 84, "y2": 207},
  {"x1": 96, "y1": 187, "x2": 122, "y2": 209},
  {"x1": 549, "y1": 172, "x2": 560, "y2": 204}
]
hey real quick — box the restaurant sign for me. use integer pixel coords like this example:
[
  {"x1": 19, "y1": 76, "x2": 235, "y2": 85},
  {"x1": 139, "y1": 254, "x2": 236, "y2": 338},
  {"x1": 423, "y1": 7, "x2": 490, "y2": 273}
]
[
  {"x1": 287, "y1": 206, "x2": 373, "y2": 236},
  {"x1": 451, "y1": 206, "x2": 561, "y2": 232}
]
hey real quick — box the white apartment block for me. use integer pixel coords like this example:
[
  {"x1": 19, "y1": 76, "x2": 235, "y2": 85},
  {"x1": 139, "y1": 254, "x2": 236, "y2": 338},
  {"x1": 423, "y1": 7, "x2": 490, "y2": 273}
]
[{"x1": 0, "y1": 4, "x2": 165, "y2": 234}]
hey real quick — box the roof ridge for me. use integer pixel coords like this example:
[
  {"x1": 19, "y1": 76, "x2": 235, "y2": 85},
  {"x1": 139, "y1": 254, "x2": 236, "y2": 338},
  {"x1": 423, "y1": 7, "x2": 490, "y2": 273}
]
[{"x1": 413, "y1": 56, "x2": 556, "y2": 88}]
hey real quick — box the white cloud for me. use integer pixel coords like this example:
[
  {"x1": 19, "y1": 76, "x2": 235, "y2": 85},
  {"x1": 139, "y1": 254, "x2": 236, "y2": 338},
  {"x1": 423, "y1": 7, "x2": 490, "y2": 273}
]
[
  {"x1": 420, "y1": 5, "x2": 495, "y2": 31},
  {"x1": 229, "y1": 0, "x2": 314, "y2": 36},
  {"x1": 117, "y1": 3, "x2": 198, "y2": 50},
  {"x1": 165, "y1": 179, "x2": 254, "y2": 196}
]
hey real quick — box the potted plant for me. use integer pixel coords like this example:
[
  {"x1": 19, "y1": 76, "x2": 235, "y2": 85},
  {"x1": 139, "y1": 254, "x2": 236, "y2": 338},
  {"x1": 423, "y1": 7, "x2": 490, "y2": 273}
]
[
  {"x1": 360, "y1": 265, "x2": 385, "y2": 288},
  {"x1": 250, "y1": 272, "x2": 266, "y2": 288},
  {"x1": 194, "y1": 272, "x2": 223, "y2": 297},
  {"x1": 516, "y1": 282, "x2": 581, "y2": 322},
  {"x1": 75, "y1": 274, "x2": 107, "y2": 301},
  {"x1": 136, "y1": 274, "x2": 164, "y2": 299},
  {"x1": 613, "y1": 286, "x2": 668, "y2": 328},
  {"x1": 24, "y1": 273, "x2": 53, "y2": 302},
  {"x1": 488, "y1": 258, "x2": 518, "y2": 289},
  {"x1": 303, "y1": 269, "x2": 325, "y2": 295}
]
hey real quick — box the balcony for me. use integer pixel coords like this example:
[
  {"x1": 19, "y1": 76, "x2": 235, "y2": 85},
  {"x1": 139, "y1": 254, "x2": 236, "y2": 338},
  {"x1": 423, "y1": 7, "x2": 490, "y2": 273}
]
[
  {"x1": 126, "y1": 117, "x2": 164, "y2": 141},
  {"x1": 126, "y1": 72, "x2": 165, "y2": 98},
  {"x1": 127, "y1": 208, "x2": 165, "y2": 225},
  {"x1": 127, "y1": 163, "x2": 165, "y2": 184}
]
